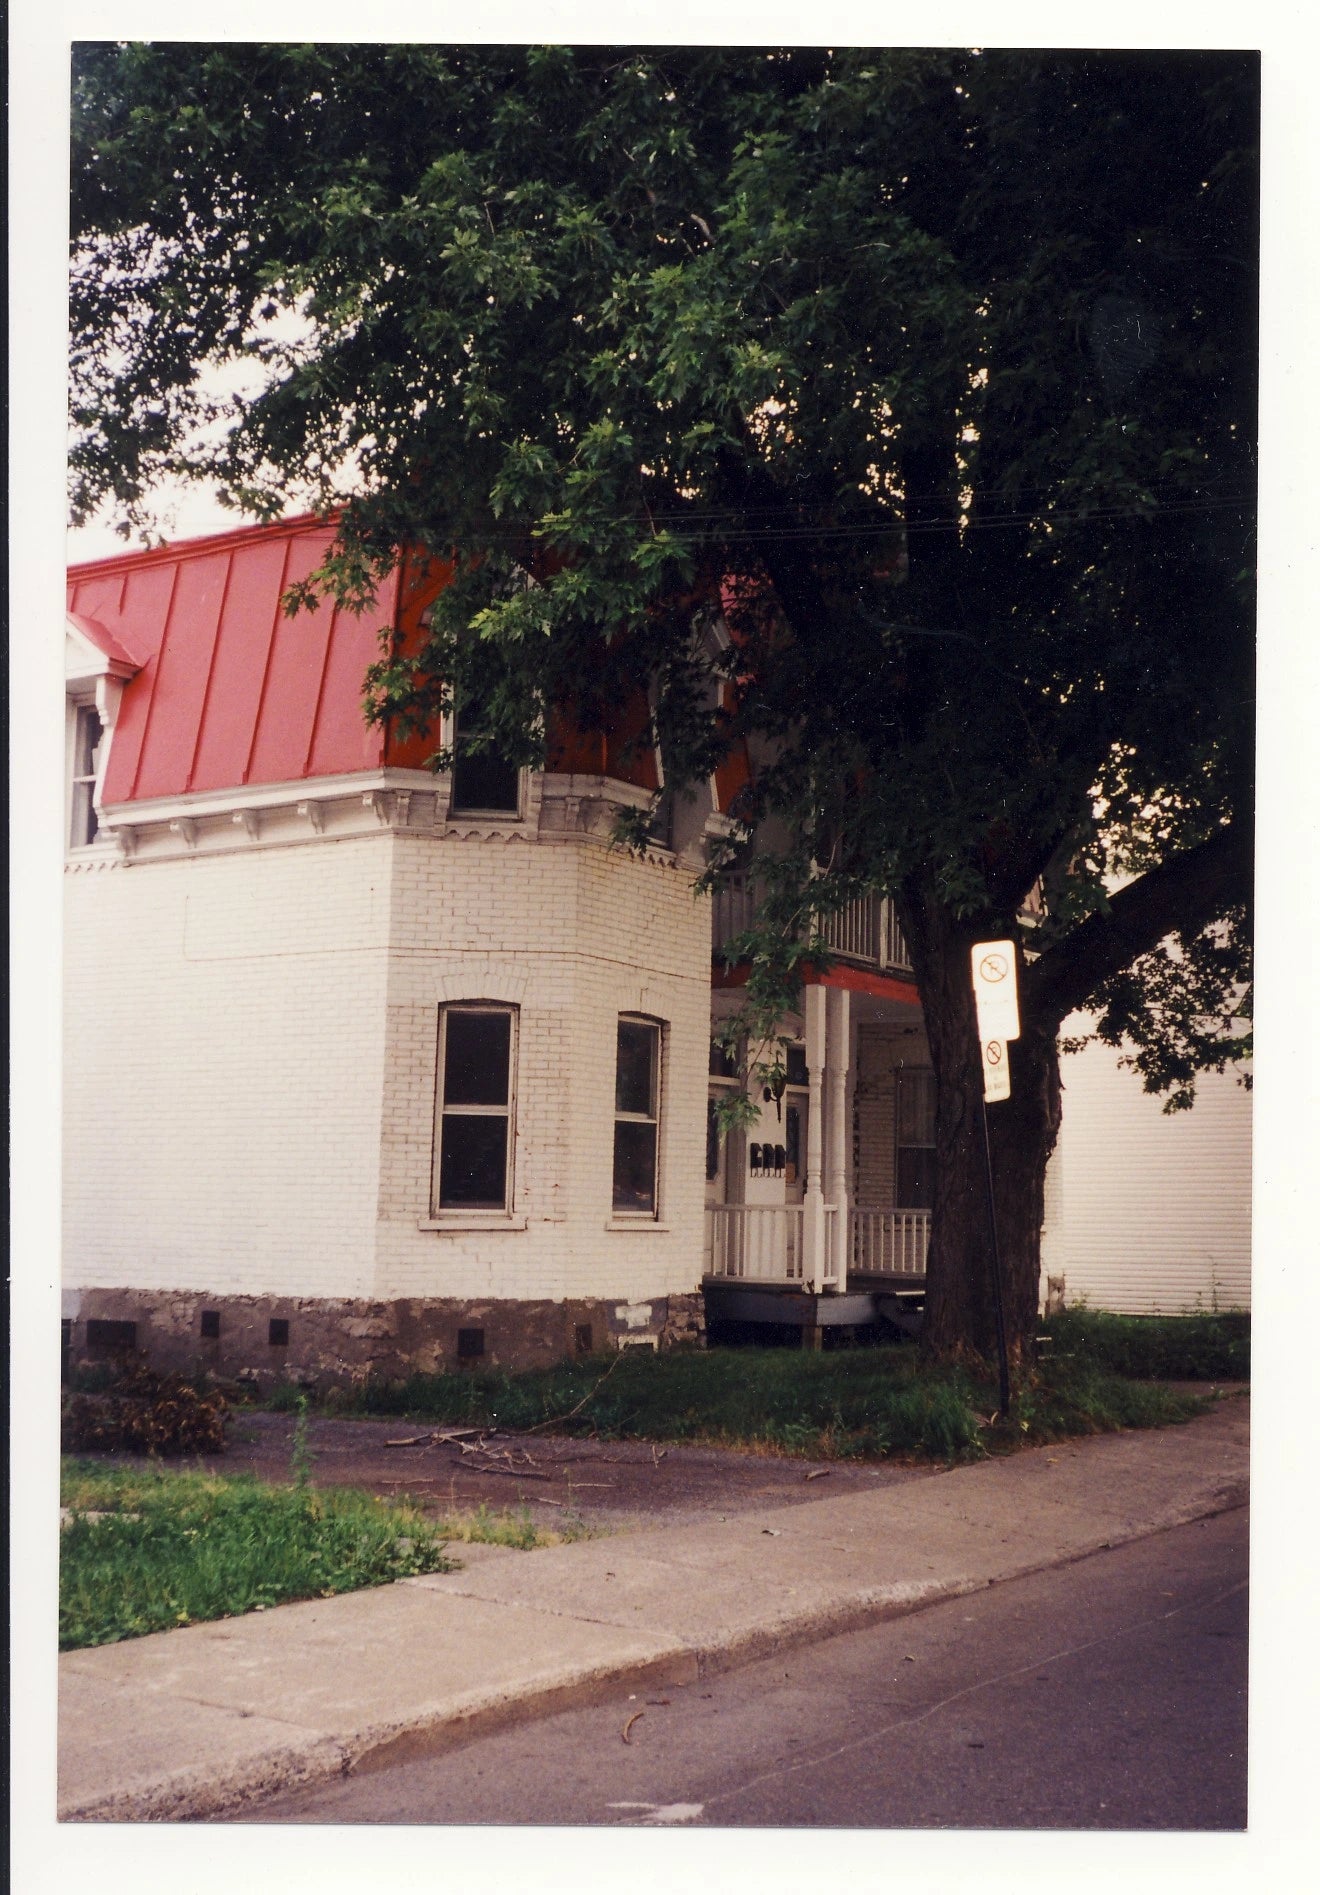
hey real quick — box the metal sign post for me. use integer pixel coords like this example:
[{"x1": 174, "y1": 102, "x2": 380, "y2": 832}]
[{"x1": 971, "y1": 942, "x2": 1018, "y2": 1418}]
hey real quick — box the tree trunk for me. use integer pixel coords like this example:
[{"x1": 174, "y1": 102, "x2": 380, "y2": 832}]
[{"x1": 899, "y1": 884, "x2": 1063, "y2": 1370}]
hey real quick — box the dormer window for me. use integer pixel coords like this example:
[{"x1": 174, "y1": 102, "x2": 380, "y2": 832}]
[
  {"x1": 70, "y1": 704, "x2": 104, "y2": 848},
  {"x1": 450, "y1": 691, "x2": 521, "y2": 815},
  {"x1": 64, "y1": 609, "x2": 140, "y2": 856}
]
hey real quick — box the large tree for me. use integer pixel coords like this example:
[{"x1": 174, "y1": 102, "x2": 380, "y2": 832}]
[{"x1": 70, "y1": 44, "x2": 1256, "y2": 1368}]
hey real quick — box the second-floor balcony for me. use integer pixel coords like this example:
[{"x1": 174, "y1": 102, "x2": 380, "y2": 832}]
[{"x1": 711, "y1": 873, "x2": 913, "y2": 976}]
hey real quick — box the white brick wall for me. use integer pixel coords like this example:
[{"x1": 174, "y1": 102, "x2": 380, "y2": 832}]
[
  {"x1": 64, "y1": 818, "x2": 713, "y2": 1308},
  {"x1": 374, "y1": 830, "x2": 711, "y2": 1303},
  {"x1": 64, "y1": 837, "x2": 392, "y2": 1298}
]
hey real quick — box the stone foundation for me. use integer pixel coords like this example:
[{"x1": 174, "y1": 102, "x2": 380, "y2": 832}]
[{"x1": 62, "y1": 1287, "x2": 707, "y2": 1390}]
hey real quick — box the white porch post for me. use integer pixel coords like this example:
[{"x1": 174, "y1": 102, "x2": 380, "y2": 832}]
[
  {"x1": 827, "y1": 985, "x2": 851, "y2": 1293},
  {"x1": 803, "y1": 983, "x2": 827, "y2": 1292}
]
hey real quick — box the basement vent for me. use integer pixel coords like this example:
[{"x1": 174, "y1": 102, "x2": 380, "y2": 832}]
[
  {"x1": 200, "y1": 1310, "x2": 221, "y2": 1340},
  {"x1": 457, "y1": 1327, "x2": 485, "y2": 1361},
  {"x1": 616, "y1": 1335, "x2": 659, "y2": 1353},
  {"x1": 574, "y1": 1323, "x2": 594, "y2": 1356},
  {"x1": 268, "y1": 1318, "x2": 290, "y2": 1347},
  {"x1": 86, "y1": 1319, "x2": 138, "y2": 1359}
]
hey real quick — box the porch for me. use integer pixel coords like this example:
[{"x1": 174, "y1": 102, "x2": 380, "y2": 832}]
[
  {"x1": 703, "y1": 1204, "x2": 929, "y2": 1342},
  {"x1": 705, "y1": 892, "x2": 929, "y2": 1343}
]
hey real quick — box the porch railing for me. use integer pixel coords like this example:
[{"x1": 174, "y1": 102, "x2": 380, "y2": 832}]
[
  {"x1": 705, "y1": 1204, "x2": 805, "y2": 1281},
  {"x1": 712, "y1": 875, "x2": 913, "y2": 976},
  {"x1": 821, "y1": 1204, "x2": 841, "y2": 1288},
  {"x1": 851, "y1": 1208, "x2": 930, "y2": 1278},
  {"x1": 704, "y1": 1204, "x2": 929, "y2": 1285}
]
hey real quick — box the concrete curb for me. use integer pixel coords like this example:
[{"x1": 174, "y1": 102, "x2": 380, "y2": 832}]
[{"x1": 58, "y1": 1401, "x2": 1249, "y2": 1823}]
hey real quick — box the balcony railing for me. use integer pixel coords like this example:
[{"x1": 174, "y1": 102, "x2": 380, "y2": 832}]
[{"x1": 711, "y1": 875, "x2": 913, "y2": 975}]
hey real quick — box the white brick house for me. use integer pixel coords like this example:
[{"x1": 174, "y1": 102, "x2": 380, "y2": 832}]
[
  {"x1": 64, "y1": 519, "x2": 717, "y2": 1381},
  {"x1": 63, "y1": 517, "x2": 1250, "y2": 1383}
]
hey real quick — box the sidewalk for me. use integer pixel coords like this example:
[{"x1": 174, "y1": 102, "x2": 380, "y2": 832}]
[{"x1": 58, "y1": 1396, "x2": 1248, "y2": 1823}]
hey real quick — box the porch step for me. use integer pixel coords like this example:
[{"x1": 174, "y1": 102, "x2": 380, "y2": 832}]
[{"x1": 870, "y1": 1291, "x2": 925, "y2": 1338}]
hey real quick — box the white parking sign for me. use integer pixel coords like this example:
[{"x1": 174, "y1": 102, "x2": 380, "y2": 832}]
[
  {"x1": 971, "y1": 940, "x2": 1020, "y2": 1043},
  {"x1": 980, "y1": 1035, "x2": 1011, "y2": 1102}
]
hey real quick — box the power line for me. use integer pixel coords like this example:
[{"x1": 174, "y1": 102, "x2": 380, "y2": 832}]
[{"x1": 394, "y1": 491, "x2": 1253, "y2": 552}]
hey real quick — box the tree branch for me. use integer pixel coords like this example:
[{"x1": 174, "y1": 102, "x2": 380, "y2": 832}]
[{"x1": 1024, "y1": 821, "x2": 1253, "y2": 1031}]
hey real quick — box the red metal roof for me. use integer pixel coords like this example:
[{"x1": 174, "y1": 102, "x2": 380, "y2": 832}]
[
  {"x1": 67, "y1": 516, "x2": 404, "y2": 803},
  {"x1": 67, "y1": 514, "x2": 670, "y2": 806}
]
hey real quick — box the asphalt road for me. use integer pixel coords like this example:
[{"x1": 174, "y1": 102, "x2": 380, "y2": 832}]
[{"x1": 247, "y1": 1506, "x2": 1247, "y2": 1831}]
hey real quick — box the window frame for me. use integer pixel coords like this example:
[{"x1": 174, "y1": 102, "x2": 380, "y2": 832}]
[
  {"x1": 447, "y1": 695, "x2": 524, "y2": 819},
  {"x1": 430, "y1": 1003, "x2": 519, "y2": 1217},
  {"x1": 611, "y1": 1014, "x2": 663, "y2": 1219},
  {"x1": 894, "y1": 1065, "x2": 937, "y2": 1211},
  {"x1": 67, "y1": 698, "x2": 105, "y2": 850}
]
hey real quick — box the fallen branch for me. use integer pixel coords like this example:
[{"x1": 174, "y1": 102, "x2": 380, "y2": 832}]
[
  {"x1": 622, "y1": 1710, "x2": 645, "y2": 1745},
  {"x1": 457, "y1": 1460, "x2": 554, "y2": 1482},
  {"x1": 514, "y1": 1349, "x2": 626, "y2": 1436},
  {"x1": 385, "y1": 1427, "x2": 483, "y2": 1448}
]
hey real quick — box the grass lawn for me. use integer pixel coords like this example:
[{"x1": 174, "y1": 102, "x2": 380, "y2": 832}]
[
  {"x1": 337, "y1": 1320, "x2": 1235, "y2": 1463},
  {"x1": 58, "y1": 1461, "x2": 575, "y2": 1652}
]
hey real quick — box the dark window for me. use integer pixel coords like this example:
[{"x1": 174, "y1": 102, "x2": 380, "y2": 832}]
[
  {"x1": 706, "y1": 1095, "x2": 722, "y2": 1182},
  {"x1": 200, "y1": 1310, "x2": 221, "y2": 1339},
  {"x1": 440, "y1": 1116, "x2": 508, "y2": 1206},
  {"x1": 895, "y1": 1068, "x2": 937, "y2": 1209},
  {"x1": 709, "y1": 1038, "x2": 739, "y2": 1079},
  {"x1": 86, "y1": 1318, "x2": 137, "y2": 1358},
  {"x1": 574, "y1": 1323, "x2": 594, "y2": 1355},
  {"x1": 451, "y1": 693, "x2": 520, "y2": 814},
  {"x1": 61, "y1": 1319, "x2": 72, "y2": 1382},
  {"x1": 457, "y1": 1327, "x2": 485, "y2": 1361},
  {"x1": 613, "y1": 1018, "x2": 661, "y2": 1213},
  {"x1": 444, "y1": 1010, "x2": 511, "y2": 1106},
  {"x1": 785, "y1": 1104, "x2": 802, "y2": 1182},
  {"x1": 435, "y1": 1007, "x2": 515, "y2": 1210},
  {"x1": 70, "y1": 704, "x2": 103, "y2": 847},
  {"x1": 785, "y1": 1044, "x2": 808, "y2": 1087},
  {"x1": 268, "y1": 1318, "x2": 290, "y2": 1346}
]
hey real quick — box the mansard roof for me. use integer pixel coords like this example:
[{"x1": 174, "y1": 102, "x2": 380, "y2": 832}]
[{"x1": 65, "y1": 515, "x2": 426, "y2": 803}]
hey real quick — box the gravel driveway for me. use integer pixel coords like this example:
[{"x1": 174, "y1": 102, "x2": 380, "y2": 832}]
[{"x1": 160, "y1": 1410, "x2": 936, "y2": 1533}]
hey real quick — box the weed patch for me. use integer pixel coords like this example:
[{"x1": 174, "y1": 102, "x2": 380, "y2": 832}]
[
  {"x1": 62, "y1": 1369, "x2": 229, "y2": 1456},
  {"x1": 59, "y1": 1462, "x2": 457, "y2": 1650},
  {"x1": 337, "y1": 1330, "x2": 1216, "y2": 1465},
  {"x1": 1046, "y1": 1308, "x2": 1249, "y2": 1382}
]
